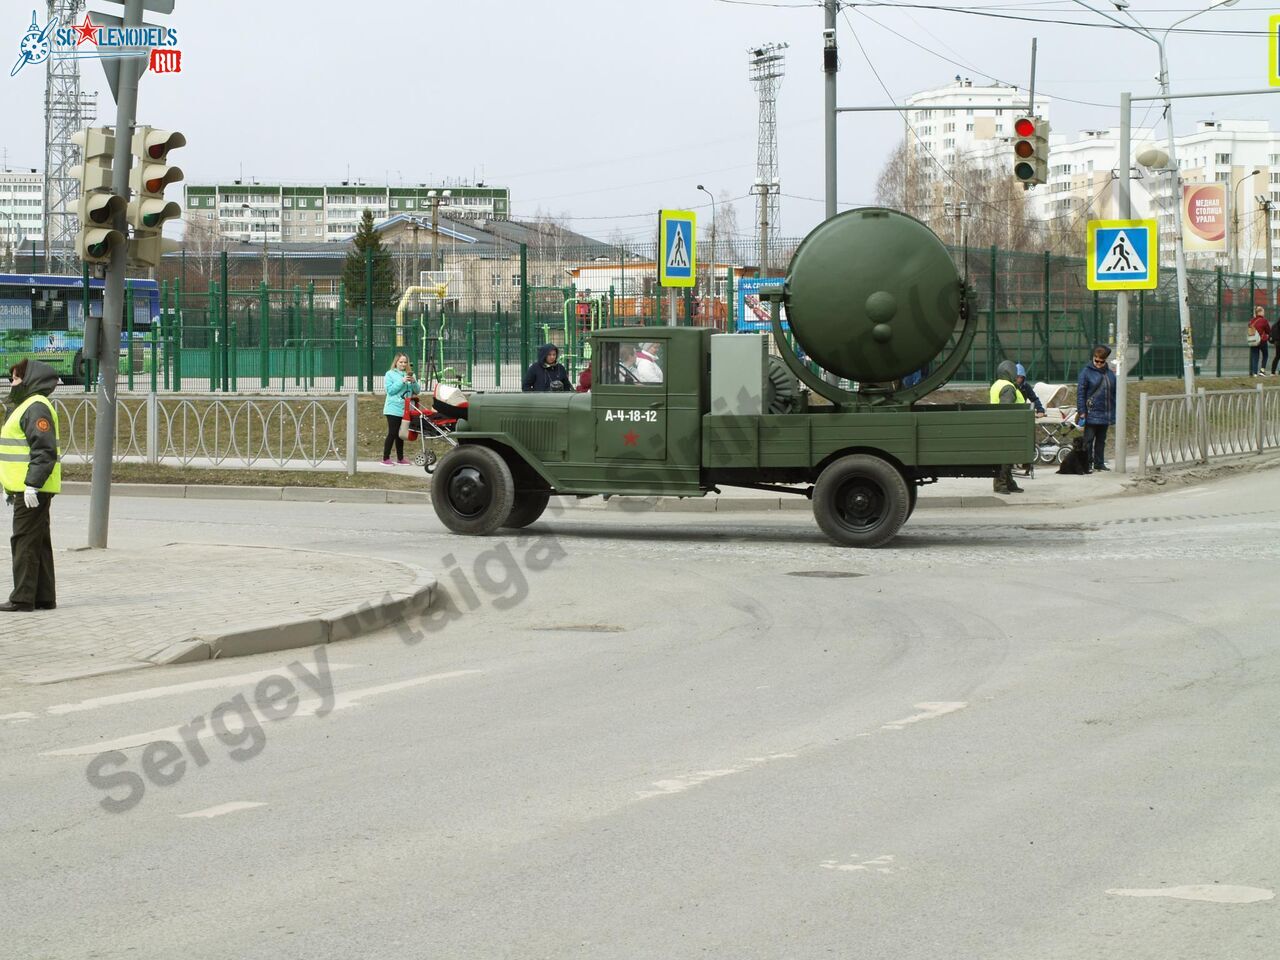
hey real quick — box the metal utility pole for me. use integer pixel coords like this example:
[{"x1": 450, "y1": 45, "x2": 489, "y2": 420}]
[
  {"x1": 427, "y1": 189, "x2": 450, "y2": 273},
  {"x1": 697, "y1": 185, "x2": 717, "y2": 318},
  {"x1": 1116, "y1": 91, "x2": 1132, "y2": 475},
  {"x1": 1260, "y1": 195, "x2": 1275, "y2": 307},
  {"x1": 749, "y1": 43, "x2": 786, "y2": 270},
  {"x1": 823, "y1": 2, "x2": 838, "y2": 221},
  {"x1": 87, "y1": 0, "x2": 143, "y2": 549},
  {"x1": 756, "y1": 181, "x2": 770, "y2": 273}
]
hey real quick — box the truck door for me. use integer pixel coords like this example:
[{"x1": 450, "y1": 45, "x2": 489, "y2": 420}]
[{"x1": 593, "y1": 339, "x2": 667, "y2": 461}]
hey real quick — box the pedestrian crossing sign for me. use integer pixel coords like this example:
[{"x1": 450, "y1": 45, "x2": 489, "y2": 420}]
[
  {"x1": 1086, "y1": 219, "x2": 1158, "y2": 291},
  {"x1": 659, "y1": 209, "x2": 696, "y2": 288}
]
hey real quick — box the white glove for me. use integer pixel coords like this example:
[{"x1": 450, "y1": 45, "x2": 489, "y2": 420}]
[{"x1": 23, "y1": 487, "x2": 38, "y2": 508}]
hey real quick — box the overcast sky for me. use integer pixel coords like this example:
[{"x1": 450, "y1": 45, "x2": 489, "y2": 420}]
[{"x1": 4, "y1": 0, "x2": 1276, "y2": 243}]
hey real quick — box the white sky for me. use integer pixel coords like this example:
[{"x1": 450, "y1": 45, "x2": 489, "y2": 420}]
[{"x1": 3, "y1": 0, "x2": 1277, "y2": 243}]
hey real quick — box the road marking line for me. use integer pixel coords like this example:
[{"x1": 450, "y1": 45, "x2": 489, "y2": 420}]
[
  {"x1": 178, "y1": 801, "x2": 267, "y2": 819},
  {"x1": 45, "y1": 664, "x2": 360, "y2": 715},
  {"x1": 636, "y1": 752, "x2": 796, "y2": 800},
  {"x1": 1, "y1": 711, "x2": 37, "y2": 721},
  {"x1": 881, "y1": 701, "x2": 968, "y2": 730},
  {"x1": 1107, "y1": 885, "x2": 1274, "y2": 904},
  {"x1": 40, "y1": 669, "x2": 483, "y2": 758}
]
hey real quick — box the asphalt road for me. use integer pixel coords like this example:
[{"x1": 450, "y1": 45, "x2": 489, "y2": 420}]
[{"x1": 3, "y1": 475, "x2": 1278, "y2": 960}]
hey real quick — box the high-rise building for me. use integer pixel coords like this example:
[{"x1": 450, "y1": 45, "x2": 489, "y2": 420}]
[
  {"x1": 904, "y1": 77, "x2": 1051, "y2": 177},
  {"x1": 0, "y1": 169, "x2": 44, "y2": 268},
  {"x1": 183, "y1": 182, "x2": 510, "y2": 245}
]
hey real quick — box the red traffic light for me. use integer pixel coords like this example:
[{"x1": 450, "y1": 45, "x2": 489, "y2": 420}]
[{"x1": 1014, "y1": 117, "x2": 1036, "y2": 137}]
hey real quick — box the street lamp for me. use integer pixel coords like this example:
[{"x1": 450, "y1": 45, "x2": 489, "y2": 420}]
[
  {"x1": 1233, "y1": 168, "x2": 1261, "y2": 275},
  {"x1": 1258, "y1": 193, "x2": 1275, "y2": 310},
  {"x1": 425, "y1": 189, "x2": 452, "y2": 275},
  {"x1": 241, "y1": 202, "x2": 268, "y2": 286},
  {"x1": 696, "y1": 181, "x2": 716, "y2": 325},
  {"x1": 1073, "y1": 0, "x2": 1240, "y2": 397}
]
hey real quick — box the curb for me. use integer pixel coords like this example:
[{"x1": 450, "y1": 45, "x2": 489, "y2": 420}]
[
  {"x1": 135, "y1": 545, "x2": 437, "y2": 667},
  {"x1": 58, "y1": 480, "x2": 1020, "y2": 511}
]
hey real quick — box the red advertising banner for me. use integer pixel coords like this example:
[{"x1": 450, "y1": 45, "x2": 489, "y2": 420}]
[{"x1": 1181, "y1": 183, "x2": 1227, "y2": 252}]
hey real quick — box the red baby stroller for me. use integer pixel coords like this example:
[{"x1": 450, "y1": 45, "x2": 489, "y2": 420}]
[{"x1": 403, "y1": 382, "x2": 468, "y2": 473}]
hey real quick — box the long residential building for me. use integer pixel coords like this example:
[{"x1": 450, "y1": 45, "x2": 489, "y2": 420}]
[{"x1": 183, "y1": 182, "x2": 511, "y2": 246}]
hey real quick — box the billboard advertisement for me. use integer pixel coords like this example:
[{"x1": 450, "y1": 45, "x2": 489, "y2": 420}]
[
  {"x1": 735, "y1": 277, "x2": 785, "y2": 332},
  {"x1": 1181, "y1": 183, "x2": 1227, "y2": 252}
]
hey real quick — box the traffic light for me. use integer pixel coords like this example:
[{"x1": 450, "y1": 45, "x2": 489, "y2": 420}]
[
  {"x1": 69, "y1": 127, "x2": 126, "y2": 264},
  {"x1": 1013, "y1": 116, "x2": 1049, "y2": 186},
  {"x1": 127, "y1": 126, "x2": 185, "y2": 268}
]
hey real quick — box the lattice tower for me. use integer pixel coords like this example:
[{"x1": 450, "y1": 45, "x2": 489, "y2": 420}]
[
  {"x1": 44, "y1": 0, "x2": 97, "y2": 274},
  {"x1": 749, "y1": 43, "x2": 786, "y2": 266}
]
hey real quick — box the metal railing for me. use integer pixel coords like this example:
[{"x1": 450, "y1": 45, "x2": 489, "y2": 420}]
[
  {"x1": 55, "y1": 394, "x2": 359, "y2": 474},
  {"x1": 1137, "y1": 384, "x2": 1280, "y2": 476}
]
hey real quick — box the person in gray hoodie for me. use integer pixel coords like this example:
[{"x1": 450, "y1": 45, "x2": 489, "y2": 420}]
[{"x1": 2, "y1": 358, "x2": 60, "y2": 612}]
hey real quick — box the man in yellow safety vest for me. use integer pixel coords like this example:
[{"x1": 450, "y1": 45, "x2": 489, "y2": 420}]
[
  {"x1": 989, "y1": 359, "x2": 1025, "y2": 495},
  {"x1": 1, "y1": 358, "x2": 60, "y2": 612}
]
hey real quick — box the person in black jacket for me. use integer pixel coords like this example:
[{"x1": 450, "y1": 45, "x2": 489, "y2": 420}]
[
  {"x1": 2, "y1": 358, "x2": 60, "y2": 612},
  {"x1": 1014, "y1": 364, "x2": 1047, "y2": 415},
  {"x1": 1076, "y1": 345, "x2": 1117, "y2": 472},
  {"x1": 522, "y1": 343, "x2": 573, "y2": 392}
]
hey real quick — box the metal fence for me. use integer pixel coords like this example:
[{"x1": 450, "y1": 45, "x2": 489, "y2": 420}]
[
  {"x1": 56, "y1": 394, "x2": 358, "y2": 473},
  {"x1": 95, "y1": 238, "x2": 1277, "y2": 395},
  {"x1": 1136, "y1": 384, "x2": 1280, "y2": 476}
]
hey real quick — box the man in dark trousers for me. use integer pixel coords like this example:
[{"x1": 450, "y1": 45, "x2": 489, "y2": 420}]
[
  {"x1": 989, "y1": 359, "x2": 1025, "y2": 495},
  {"x1": 522, "y1": 343, "x2": 573, "y2": 392},
  {"x1": 2, "y1": 358, "x2": 60, "y2": 612}
]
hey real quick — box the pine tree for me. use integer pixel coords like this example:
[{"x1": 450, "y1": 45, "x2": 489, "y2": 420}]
[{"x1": 342, "y1": 209, "x2": 397, "y2": 309}]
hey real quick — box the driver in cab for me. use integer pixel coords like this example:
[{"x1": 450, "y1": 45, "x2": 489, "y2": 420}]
[{"x1": 619, "y1": 342, "x2": 663, "y2": 384}]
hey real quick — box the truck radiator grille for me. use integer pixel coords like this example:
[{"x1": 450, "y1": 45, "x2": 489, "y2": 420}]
[{"x1": 499, "y1": 417, "x2": 562, "y2": 454}]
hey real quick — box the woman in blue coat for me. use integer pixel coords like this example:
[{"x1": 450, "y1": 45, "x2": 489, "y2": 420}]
[
  {"x1": 1076, "y1": 345, "x2": 1117, "y2": 472},
  {"x1": 382, "y1": 352, "x2": 418, "y2": 464}
]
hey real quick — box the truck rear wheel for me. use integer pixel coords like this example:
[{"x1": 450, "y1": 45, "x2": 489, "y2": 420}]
[
  {"x1": 504, "y1": 490, "x2": 551, "y2": 529},
  {"x1": 813, "y1": 454, "x2": 910, "y2": 548},
  {"x1": 431, "y1": 446, "x2": 515, "y2": 535}
]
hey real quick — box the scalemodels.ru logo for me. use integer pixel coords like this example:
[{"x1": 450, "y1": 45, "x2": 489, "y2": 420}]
[{"x1": 10, "y1": 9, "x2": 181, "y2": 78}]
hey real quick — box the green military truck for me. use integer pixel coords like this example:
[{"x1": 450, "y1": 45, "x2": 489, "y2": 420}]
[{"x1": 430, "y1": 208, "x2": 1032, "y2": 547}]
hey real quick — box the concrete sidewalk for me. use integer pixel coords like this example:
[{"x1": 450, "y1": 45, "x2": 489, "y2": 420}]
[{"x1": 0, "y1": 542, "x2": 435, "y2": 685}]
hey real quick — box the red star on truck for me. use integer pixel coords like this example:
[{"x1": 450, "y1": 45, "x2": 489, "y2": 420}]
[
  {"x1": 74, "y1": 13, "x2": 100, "y2": 46},
  {"x1": 622, "y1": 430, "x2": 639, "y2": 446}
]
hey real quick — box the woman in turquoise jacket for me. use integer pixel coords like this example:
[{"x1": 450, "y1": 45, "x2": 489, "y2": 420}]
[{"x1": 382, "y1": 352, "x2": 418, "y2": 464}]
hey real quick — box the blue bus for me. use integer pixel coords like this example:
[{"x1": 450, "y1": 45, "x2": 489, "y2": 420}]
[{"x1": 0, "y1": 273, "x2": 160, "y2": 382}]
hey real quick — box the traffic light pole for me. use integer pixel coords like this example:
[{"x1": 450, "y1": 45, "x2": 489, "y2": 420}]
[
  {"x1": 87, "y1": 0, "x2": 143, "y2": 550},
  {"x1": 822, "y1": 0, "x2": 837, "y2": 222},
  {"x1": 1115, "y1": 91, "x2": 1131, "y2": 475}
]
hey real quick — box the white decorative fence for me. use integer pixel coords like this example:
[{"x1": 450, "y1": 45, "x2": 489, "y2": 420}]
[
  {"x1": 1137, "y1": 385, "x2": 1280, "y2": 476},
  {"x1": 54, "y1": 394, "x2": 359, "y2": 474}
]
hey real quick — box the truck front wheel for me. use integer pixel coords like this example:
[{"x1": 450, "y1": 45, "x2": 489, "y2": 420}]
[
  {"x1": 431, "y1": 446, "x2": 516, "y2": 535},
  {"x1": 813, "y1": 454, "x2": 910, "y2": 548},
  {"x1": 504, "y1": 490, "x2": 551, "y2": 529}
]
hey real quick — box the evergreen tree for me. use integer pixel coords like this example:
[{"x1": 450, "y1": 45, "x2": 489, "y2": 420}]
[{"x1": 342, "y1": 209, "x2": 397, "y2": 309}]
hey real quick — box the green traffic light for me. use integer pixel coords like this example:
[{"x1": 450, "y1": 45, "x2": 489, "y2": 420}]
[
  {"x1": 143, "y1": 212, "x2": 162, "y2": 227},
  {"x1": 87, "y1": 241, "x2": 108, "y2": 257},
  {"x1": 1014, "y1": 162, "x2": 1035, "y2": 181}
]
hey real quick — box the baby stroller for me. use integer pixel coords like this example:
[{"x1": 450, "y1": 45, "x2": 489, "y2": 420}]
[
  {"x1": 1031, "y1": 382, "x2": 1082, "y2": 466},
  {"x1": 403, "y1": 382, "x2": 468, "y2": 473}
]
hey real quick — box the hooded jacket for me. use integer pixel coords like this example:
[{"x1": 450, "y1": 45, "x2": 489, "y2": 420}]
[
  {"x1": 522, "y1": 344, "x2": 572, "y2": 392},
  {"x1": 992, "y1": 360, "x2": 1022, "y2": 405},
  {"x1": 1014, "y1": 363, "x2": 1046, "y2": 414},
  {"x1": 4, "y1": 358, "x2": 59, "y2": 490}
]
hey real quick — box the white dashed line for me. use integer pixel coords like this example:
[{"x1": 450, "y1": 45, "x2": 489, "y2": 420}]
[
  {"x1": 45, "y1": 664, "x2": 360, "y2": 715},
  {"x1": 1107, "y1": 885, "x2": 1274, "y2": 904},
  {"x1": 881, "y1": 701, "x2": 968, "y2": 730},
  {"x1": 178, "y1": 801, "x2": 267, "y2": 819}
]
